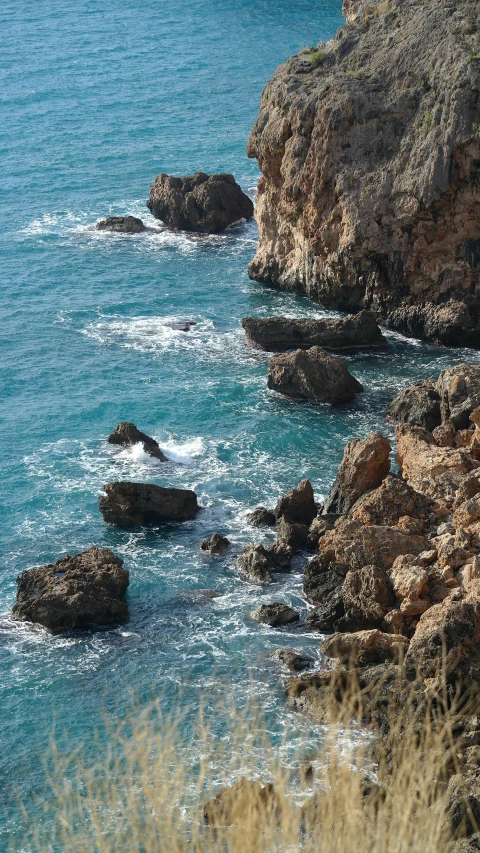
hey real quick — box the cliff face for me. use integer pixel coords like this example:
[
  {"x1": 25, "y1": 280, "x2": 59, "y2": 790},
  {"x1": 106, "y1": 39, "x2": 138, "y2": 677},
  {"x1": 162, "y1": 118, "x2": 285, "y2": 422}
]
[{"x1": 247, "y1": 0, "x2": 480, "y2": 346}]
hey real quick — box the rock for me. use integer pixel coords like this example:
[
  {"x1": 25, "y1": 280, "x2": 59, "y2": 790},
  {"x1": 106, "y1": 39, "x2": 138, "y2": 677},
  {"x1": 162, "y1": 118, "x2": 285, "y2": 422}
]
[
  {"x1": 237, "y1": 544, "x2": 274, "y2": 585},
  {"x1": 323, "y1": 432, "x2": 391, "y2": 515},
  {"x1": 453, "y1": 470, "x2": 480, "y2": 511},
  {"x1": 342, "y1": 565, "x2": 395, "y2": 627},
  {"x1": 247, "y1": 0, "x2": 480, "y2": 346},
  {"x1": 320, "y1": 518, "x2": 428, "y2": 573},
  {"x1": 274, "y1": 479, "x2": 316, "y2": 525},
  {"x1": 99, "y1": 481, "x2": 199, "y2": 527},
  {"x1": 305, "y1": 586, "x2": 345, "y2": 632},
  {"x1": 405, "y1": 593, "x2": 480, "y2": 679},
  {"x1": 432, "y1": 420, "x2": 457, "y2": 447},
  {"x1": 147, "y1": 172, "x2": 253, "y2": 234},
  {"x1": 107, "y1": 422, "x2": 167, "y2": 461},
  {"x1": 203, "y1": 779, "x2": 279, "y2": 827},
  {"x1": 250, "y1": 603, "x2": 300, "y2": 627},
  {"x1": 303, "y1": 555, "x2": 345, "y2": 606},
  {"x1": 388, "y1": 555, "x2": 431, "y2": 617},
  {"x1": 242, "y1": 310, "x2": 385, "y2": 352},
  {"x1": 396, "y1": 424, "x2": 478, "y2": 502},
  {"x1": 12, "y1": 547, "x2": 129, "y2": 632},
  {"x1": 272, "y1": 648, "x2": 314, "y2": 671},
  {"x1": 386, "y1": 381, "x2": 442, "y2": 432},
  {"x1": 265, "y1": 541, "x2": 293, "y2": 572},
  {"x1": 437, "y1": 365, "x2": 480, "y2": 429},
  {"x1": 275, "y1": 517, "x2": 309, "y2": 550},
  {"x1": 246, "y1": 507, "x2": 276, "y2": 527},
  {"x1": 445, "y1": 767, "x2": 480, "y2": 837},
  {"x1": 306, "y1": 516, "x2": 334, "y2": 550},
  {"x1": 349, "y1": 474, "x2": 429, "y2": 528},
  {"x1": 95, "y1": 216, "x2": 146, "y2": 234},
  {"x1": 321, "y1": 630, "x2": 409, "y2": 665},
  {"x1": 267, "y1": 347, "x2": 363, "y2": 404},
  {"x1": 382, "y1": 609, "x2": 407, "y2": 636},
  {"x1": 200, "y1": 534, "x2": 230, "y2": 555}
]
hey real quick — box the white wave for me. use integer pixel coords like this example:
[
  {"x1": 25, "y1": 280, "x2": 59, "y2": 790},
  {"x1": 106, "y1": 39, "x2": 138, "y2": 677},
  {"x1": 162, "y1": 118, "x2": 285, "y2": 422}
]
[{"x1": 160, "y1": 436, "x2": 206, "y2": 465}]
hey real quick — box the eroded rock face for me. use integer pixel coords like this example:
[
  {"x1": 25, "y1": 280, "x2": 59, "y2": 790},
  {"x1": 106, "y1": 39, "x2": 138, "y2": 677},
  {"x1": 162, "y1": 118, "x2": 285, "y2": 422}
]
[
  {"x1": 342, "y1": 565, "x2": 394, "y2": 627},
  {"x1": 95, "y1": 216, "x2": 146, "y2": 234},
  {"x1": 250, "y1": 602, "x2": 300, "y2": 626},
  {"x1": 321, "y1": 630, "x2": 409, "y2": 665},
  {"x1": 247, "y1": 0, "x2": 480, "y2": 346},
  {"x1": 437, "y1": 365, "x2": 480, "y2": 429},
  {"x1": 323, "y1": 431, "x2": 391, "y2": 515},
  {"x1": 99, "y1": 481, "x2": 199, "y2": 527},
  {"x1": 12, "y1": 547, "x2": 129, "y2": 632},
  {"x1": 274, "y1": 479, "x2": 316, "y2": 525},
  {"x1": 242, "y1": 310, "x2": 385, "y2": 352},
  {"x1": 405, "y1": 593, "x2": 480, "y2": 678},
  {"x1": 349, "y1": 474, "x2": 429, "y2": 528},
  {"x1": 237, "y1": 544, "x2": 274, "y2": 585},
  {"x1": 267, "y1": 346, "x2": 363, "y2": 403},
  {"x1": 107, "y1": 422, "x2": 167, "y2": 461},
  {"x1": 147, "y1": 172, "x2": 253, "y2": 234},
  {"x1": 320, "y1": 518, "x2": 428, "y2": 572},
  {"x1": 386, "y1": 381, "x2": 441, "y2": 432},
  {"x1": 396, "y1": 424, "x2": 478, "y2": 502}
]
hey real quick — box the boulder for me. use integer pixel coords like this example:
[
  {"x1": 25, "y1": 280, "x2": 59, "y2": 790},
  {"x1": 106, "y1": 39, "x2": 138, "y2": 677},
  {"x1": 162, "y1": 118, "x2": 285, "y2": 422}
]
[
  {"x1": 342, "y1": 565, "x2": 395, "y2": 626},
  {"x1": 107, "y1": 422, "x2": 167, "y2": 461},
  {"x1": 322, "y1": 432, "x2": 391, "y2": 515},
  {"x1": 264, "y1": 541, "x2": 293, "y2": 572},
  {"x1": 147, "y1": 172, "x2": 253, "y2": 234},
  {"x1": 395, "y1": 424, "x2": 478, "y2": 502},
  {"x1": 437, "y1": 365, "x2": 480, "y2": 429},
  {"x1": 272, "y1": 649, "x2": 314, "y2": 671},
  {"x1": 249, "y1": 603, "x2": 300, "y2": 627},
  {"x1": 12, "y1": 547, "x2": 129, "y2": 632},
  {"x1": 267, "y1": 347, "x2": 363, "y2": 404},
  {"x1": 303, "y1": 555, "x2": 346, "y2": 606},
  {"x1": 321, "y1": 630, "x2": 409, "y2": 665},
  {"x1": 275, "y1": 518, "x2": 309, "y2": 550},
  {"x1": 349, "y1": 474, "x2": 429, "y2": 528},
  {"x1": 306, "y1": 516, "x2": 335, "y2": 550},
  {"x1": 320, "y1": 518, "x2": 428, "y2": 572},
  {"x1": 405, "y1": 593, "x2": 480, "y2": 679},
  {"x1": 445, "y1": 767, "x2": 480, "y2": 837},
  {"x1": 305, "y1": 587, "x2": 345, "y2": 632},
  {"x1": 200, "y1": 534, "x2": 230, "y2": 555},
  {"x1": 388, "y1": 554, "x2": 432, "y2": 617},
  {"x1": 242, "y1": 310, "x2": 385, "y2": 352},
  {"x1": 274, "y1": 479, "x2": 316, "y2": 525},
  {"x1": 237, "y1": 544, "x2": 274, "y2": 585},
  {"x1": 386, "y1": 381, "x2": 441, "y2": 432},
  {"x1": 99, "y1": 481, "x2": 199, "y2": 527},
  {"x1": 246, "y1": 507, "x2": 276, "y2": 527},
  {"x1": 95, "y1": 216, "x2": 146, "y2": 234}
]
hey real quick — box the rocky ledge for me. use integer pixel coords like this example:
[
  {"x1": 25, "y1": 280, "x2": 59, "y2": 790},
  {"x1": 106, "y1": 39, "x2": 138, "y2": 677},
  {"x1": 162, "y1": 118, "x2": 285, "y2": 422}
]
[
  {"x1": 147, "y1": 172, "x2": 254, "y2": 234},
  {"x1": 267, "y1": 346, "x2": 363, "y2": 403},
  {"x1": 99, "y1": 481, "x2": 199, "y2": 527},
  {"x1": 242, "y1": 309, "x2": 385, "y2": 352},
  {"x1": 247, "y1": 0, "x2": 480, "y2": 346}
]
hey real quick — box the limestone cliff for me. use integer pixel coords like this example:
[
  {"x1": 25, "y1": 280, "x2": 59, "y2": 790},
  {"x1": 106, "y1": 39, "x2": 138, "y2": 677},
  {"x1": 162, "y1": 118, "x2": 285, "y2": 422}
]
[{"x1": 247, "y1": 0, "x2": 480, "y2": 346}]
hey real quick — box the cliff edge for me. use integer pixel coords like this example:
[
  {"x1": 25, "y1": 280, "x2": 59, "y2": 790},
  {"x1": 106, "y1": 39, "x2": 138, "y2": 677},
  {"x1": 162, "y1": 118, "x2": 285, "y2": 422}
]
[{"x1": 247, "y1": 0, "x2": 480, "y2": 346}]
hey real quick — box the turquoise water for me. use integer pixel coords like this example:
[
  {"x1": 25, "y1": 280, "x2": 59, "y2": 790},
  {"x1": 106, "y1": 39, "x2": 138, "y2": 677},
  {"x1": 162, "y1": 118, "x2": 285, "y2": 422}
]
[{"x1": 2, "y1": 0, "x2": 480, "y2": 846}]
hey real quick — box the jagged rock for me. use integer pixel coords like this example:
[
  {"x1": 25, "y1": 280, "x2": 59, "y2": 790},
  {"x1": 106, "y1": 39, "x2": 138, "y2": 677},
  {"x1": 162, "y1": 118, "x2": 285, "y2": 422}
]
[
  {"x1": 12, "y1": 547, "x2": 129, "y2": 632},
  {"x1": 305, "y1": 586, "x2": 345, "y2": 632},
  {"x1": 321, "y1": 630, "x2": 409, "y2": 665},
  {"x1": 388, "y1": 555, "x2": 431, "y2": 617},
  {"x1": 200, "y1": 534, "x2": 230, "y2": 555},
  {"x1": 437, "y1": 365, "x2": 480, "y2": 429},
  {"x1": 405, "y1": 592, "x2": 480, "y2": 679},
  {"x1": 107, "y1": 422, "x2": 167, "y2": 461},
  {"x1": 453, "y1": 470, "x2": 480, "y2": 511},
  {"x1": 396, "y1": 424, "x2": 478, "y2": 502},
  {"x1": 95, "y1": 216, "x2": 146, "y2": 234},
  {"x1": 237, "y1": 544, "x2": 274, "y2": 585},
  {"x1": 99, "y1": 481, "x2": 199, "y2": 527},
  {"x1": 267, "y1": 347, "x2": 363, "y2": 404},
  {"x1": 445, "y1": 767, "x2": 480, "y2": 838},
  {"x1": 265, "y1": 541, "x2": 293, "y2": 572},
  {"x1": 349, "y1": 474, "x2": 429, "y2": 528},
  {"x1": 386, "y1": 381, "x2": 441, "y2": 432},
  {"x1": 342, "y1": 565, "x2": 394, "y2": 627},
  {"x1": 246, "y1": 507, "x2": 276, "y2": 527},
  {"x1": 275, "y1": 517, "x2": 309, "y2": 550},
  {"x1": 274, "y1": 479, "x2": 316, "y2": 525},
  {"x1": 303, "y1": 554, "x2": 346, "y2": 606},
  {"x1": 323, "y1": 432, "x2": 391, "y2": 515},
  {"x1": 432, "y1": 420, "x2": 457, "y2": 447},
  {"x1": 306, "y1": 516, "x2": 335, "y2": 551},
  {"x1": 203, "y1": 779, "x2": 279, "y2": 827},
  {"x1": 382, "y1": 609, "x2": 407, "y2": 636},
  {"x1": 320, "y1": 518, "x2": 428, "y2": 572},
  {"x1": 242, "y1": 310, "x2": 385, "y2": 352},
  {"x1": 272, "y1": 648, "x2": 314, "y2": 671},
  {"x1": 147, "y1": 172, "x2": 253, "y2": 234},
  {"x1": 250, "y1": 602, "x2": 300, "y2": 627},
  {"x1": 247, "y1": 0, "x2": 480, "y2": 346}
]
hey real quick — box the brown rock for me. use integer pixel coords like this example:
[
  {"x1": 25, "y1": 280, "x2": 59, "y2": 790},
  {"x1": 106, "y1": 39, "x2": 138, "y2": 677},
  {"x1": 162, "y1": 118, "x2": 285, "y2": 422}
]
[
  {"x1": 242, "y1": 310, "x2": 385, "y2": 352},
  {"x1": 147, "y1": 172, "x2": 253, "y2": 234},
  {"x1": 246, "y1": 507, "x2": 276, "y2": 527},
  {"x1": 200, "y1": 534, "x2": 230, "y2": 555},
  {"x1": 237, "y1": 544, "x2": 274, "y2": 585},
  {"x1": 267, "y1": 347, "x2": 363, "y2": 404},
  {"x1": 386, "y1": 381, "x2": 442, "y2": 432},
  {"x1": 274, "y1": 479, "x2": 316, "y2": 525},
  {"x1": 99, "y1": 481, "x2": 199, "y2": 527},
  {"x1": 264, "y1": 541, "x2": 293, "y2": 572},
  {"x1": 321, "y1": 630, "x2": 409, "y2": 665},
  {"x1": 250, "y1": 602, "x2": 300, "y2": 627},
  {"x1": 405, "y1": 593, "x2": 480, "y2": 679},
  {"x1": 323, "y1": 432, "x2": 391, "y2": 515},
  {"x1": 349, "y1": 474, "x2": 429, "y2": 528},
  {"x1": 437, "y1": 364, "x2": 480, "y2": 429},
  {"x1": 275, "y1": 517, "x2": 309, "y2": 550},
  {"x1": 432, "y1": 420, "x2": 457, "y2": 447},
  {"x1": 342, "y1": 565, "x2": 394, "y2": 626},
  {"x1": 453, "y1": 470, "x2": 480, "y2": 510},
  {"x1": 107, "y1": 421, "x2": 167, "y2": 461},
  {"x1": 395, "y1": 424, "x2": 478, "y2": 501},
  {"x1": 389, "y1": 555, "x2": 430, "y2": 601},
  {"x1": 445, "y1": 767, "x2": 480, "y2": 837},
  {"x1": 320, "y1": 518, "x2": 428, "y2": 572}
]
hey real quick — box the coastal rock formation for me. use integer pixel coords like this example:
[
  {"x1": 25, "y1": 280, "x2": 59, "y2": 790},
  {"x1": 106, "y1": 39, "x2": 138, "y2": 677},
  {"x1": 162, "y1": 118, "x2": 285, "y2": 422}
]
[
  {"x1": 323, "y1": 432, "x2": 391, "y2": 515},
  {"x1": 274, "y1": 479, "x2": 316, "y2": 525},
  {"x1": 242, "y1": 310, "x2": 385, "y2": 352},
  {"x1": 107, "y1": 422, "x2": 167, "y2": 461},
  {"x1": 247, "y1": 0, "x2": 480, "y2": 346},
  {"x1": 147, "y1": 172, "x2": 253, "y2": 234},
  {"x1": 267, "y1": 347, "x2": 363, "y2": 403},
  {"x1": 349, "y1": 475, "x2": 429, "y2": 528},
  {"x1": 386, "y1": 381, "x2": 442, "y2": 432},
  {"x1": 395, "y1": 424, "x2": 478, "y2": 502},
  {"x1": 12, "y1": 547, "x2": 129, "y2": 631},
  {"x1": 247, "y1": 507, "x2": 276, "y2": 527},
  {"x1": 321, "y1": 629, "x2": 409, "y2": 665},
  {"x1": 200, "y1": 533, "x2": 230, "y2": 555},
  {"x1": 249, "y1": 602, "x2": 300, "y2": 626},
  {"x1": 388, "y1": 365, "x2": 480, "y2": 430},
  {"x1": 99, "y1": 481, "x2": 199, "y2": 527},
  {"x1": 95, "y1": 216, "x2": 146, "y2": 234},
  {"x1": 237, "y1": 544, "x2": 274, "y2": 584},
  {"x1": 272, "y1": 648, "x2": 314, "y2": 671},
  {"x1": 405, "y1": 593, "x2": 480, "y2": 678},
  {"x1": 342, "y1": 565, "x2": 394, "y2": 627},
  {"x1": 320, "y1": 519, "x2": 428, "y2": 572}
]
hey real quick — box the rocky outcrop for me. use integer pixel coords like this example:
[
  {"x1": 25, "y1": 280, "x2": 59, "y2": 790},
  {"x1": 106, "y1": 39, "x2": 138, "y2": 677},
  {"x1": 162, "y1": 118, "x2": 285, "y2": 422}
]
[
  {"x1": 267, "y1": 347, "x2": 363, "y2": 403},
  {"x1": 107, "y1": 422, "x2": 167, "y2": 461},
  {"x1": 200, "y1": 533, "x2": 230, "y2": 555},
  {"x1": 147, "y1": 172, "x2": 253, "y2": 234},
  {"x1": 321, "y1": 629, "x2": 409, "y2": 664},
  {"x1": 237, "y1": 544, "x2": 274, "y2": 585},
  {"x1": 99, "y1": 481, "x2": 199, "y2": 527},
  {"x1": 386, "y1": 381, "x2": 441, "y2": 432},
  {"x1": 395, "y1": 424, "x2": 478, "y2": 502},
  {"x1": 320, "y1": 518, "x2": 428, "y2": 572},
  {"x1": 349, "y1": 474, "x2": 430, "y2": 528},
  {"x1": 12, "y1": 547, "x2": 129, "y2": 632},
  {"x1": 247, "y1": 507, "x2": 276, "y2": 527},
  {"x1": 405, "y1": 593, "x2": 480, "y2": 679},
  {"x1": 249, "y1": 602, "x2": 300, "y2": 626},
  {"x1": 274, "y1": 479, "x2": 316, "y2": 525},
  {"x1": 247, "y1": 0, "x2": 480, "y2": 346},
  {"x1": 342, "y1": 565, "x2": 394, "y2": 627},
  {"x1": 388, "y1": 365, "x2": 480, "y2": 430},
  {"x1": 323, "y1": 432, "x2": 391, "y2": 515},
  {"x1": 95, "y1": 216, "x2": 146, "y2": 234},
  {"x1": 242, "y1": 310, "x2": 385, "y2": 352},
  {"x1": 272, "y1": 648, "x2": 314, "y2": 671}
]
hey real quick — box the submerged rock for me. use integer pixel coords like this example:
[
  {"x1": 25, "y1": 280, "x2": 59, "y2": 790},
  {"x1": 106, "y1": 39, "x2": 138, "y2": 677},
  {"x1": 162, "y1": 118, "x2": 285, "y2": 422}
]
[
  {"x1": 242, "y1": 310, "x2": 385, "y2": 352},
  {"x1": 323, "y1": 432, "x2": 391, "y2": 515},
  {"x1": 200, "y1": 533, "x2": 230, "y2": 555},
  {"x1": 267, "y1": 346, "x2": 363, "y2": 404},
  {"x1": 95, "y1": 216, "x2": 146, "y2": 234},
  {"x1": 107, "y1": 422, "x2": 167, "y2": 461},
  {"x1": 250, "y1": 602, "x2": 300, "y2": 627},
  {"x1": 147, "y1": 172, "x2": 253, "y2": 234},
  {"x1": 99, "y1": 481, "x2": 199, "y2": 527},
  {"x1": 12, "y1": 547, "x2": 129, "y2": 632}
]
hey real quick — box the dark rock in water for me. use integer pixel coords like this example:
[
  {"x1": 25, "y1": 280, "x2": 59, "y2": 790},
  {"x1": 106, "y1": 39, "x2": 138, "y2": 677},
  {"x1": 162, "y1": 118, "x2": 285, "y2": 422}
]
[
  {"x1": 275, "y1": 518, "x2": 309, "y2": 551},
  {"x1": 176, "y1": 589, "x2": 221, "y2": 604},
  {"x1": 268, "y1": 347, "x2": 363, "y2": 404},
  {"x1": 303, "y1": 554, "x2": 346, "y2": 606},
  {"x1": 99, "y1": 481, "x2": 199, "y2": 527},
  {"x1": 12, "y1": 547, "x2": 129, "y2": 632},
  {"x1": 323, "y1": 432, "x2": 391, "y2": 515},
  {"x1": 274, "y1": 479, "x2": 316, "y2": 525},
  {"x1": 203, "y1": 778, "x2": 279, "y2": 827},
  {"x1": 386, "y1": 381, "x2": 441, "y2": 432},
  {"x1": 237, "y1": 544, "x2": 274, "y2": 585},
  {"x1": 200, "y1": 533, "x2": 230, "y2": 555},
  {"x1": 272, "y1": 648, "x2": 314, "y2": 671},
  {"x1": 107, "y1": 422, "x2": 167, "y2": 461},
  {"x1": 95, "y1": 216, "x2": 146, "y2": 234},
  {"x1": 250, "y1": 602, "x2": 300, "y2": 627},
  {"x1": 305, "y1": 586, "x2": 345, "y2": 632},
  {"x1": 265, "y1": 541, "x2": 293, "y2": 572},
  {"x1": 246, "y1": 507, "x2": 276, "y2": 528},
  {"x1": 147, "y1": 171, "x2": 254, "y2": 234},
  {"x1": 242, "y1": 310, "x2": 385, "y2": 352}
]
